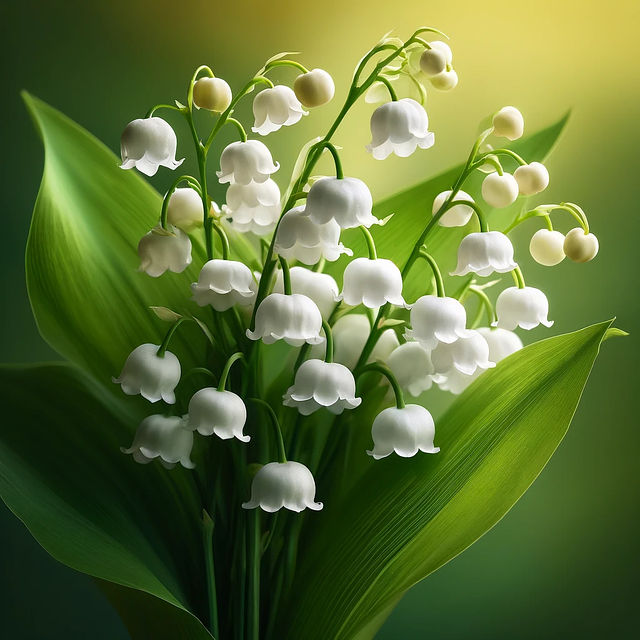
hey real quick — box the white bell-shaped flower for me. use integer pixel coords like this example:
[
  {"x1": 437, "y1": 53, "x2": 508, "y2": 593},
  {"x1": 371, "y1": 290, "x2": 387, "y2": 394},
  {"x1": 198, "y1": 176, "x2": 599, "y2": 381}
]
[
  {"x1": 252, "y1": 86, "x2": 308, "y2": 136},
  {"x1": 193, "y1": 77, "x2": 232, "y2": 112},
  {"x1": 367, "y1": 405, "x2": 440, "y2": 460},
  {"x1": 492, "y1": 106, "x2": 524, "y2": 141},
  {"x1": 274, "y1": 205, "x2": 352, "y2": 265},
  {"x1": 217, "y1": 140, "x2": 279, "y2": 185},
  {"x1": 337, "y1": 258, "x2": 406, "y2": 308},
  {"x1": 366, "y1": 98, "x2": 435, "y2": 160},
  {"x1": 273, "y1": 267, "x2": 339, "y2": 318},
  {"x1": 166, "y1": 188, "x2": 205, "y2": 233},
  {"x1": 451, "y1": 231, "x2": 518, "y2": 277},
  {"x1": 495, "y1": 286, "x2": 554, "y2": 330},
  {"x1": 184, "y1": 388, "x2": 249, "y2": 441},
  {"x1": 242, "y1": 461, "x2": 323, "y2": 512},
  {"x1": 293, "y1": 69, "x2": 335, "y2": 108},
  {"x1": 120, "y1": 117, "x2": 184, "y2": 177},
  {"x1": 514, "y1": 162, "x2": 550, "y2": 196},
  {"x1": 304, "y1": 177, "x2": 379, "y2": 229},
  {"x1": 121, "y1": 414, "x2": 195, "y2": 469},
  {"x1": 191, "y1": 259, "x2": 255, "y2": 311},
  {"x1": 563, "y1": 228, "x2": 599, "y2": 263},
  {"x1": 283, "y1": 359, "x2": 361, "y2": 415},
  {"x1": 404, "y1": 296, "x2": 472, "y2": 350},
  {"x1": 529, "y1": 229, "x2": 566, "y2": 266},
  {"x1": 432, "y1": 190, "x2": 475, "y2": 227},
  {"x1": 482, "y1": 172, "x2": 519, "y2": 208},
  {"x1": 431, "y1": 330, "x2": 496, "y2": 376},
  {"x1": 224, "y1": 179, "x2": 281, "y2": 235},
  {"x1": 138, "y1": 224, "x2": 192, "y2": 277},
  {"x1": 247, "y1": 293, "x2": 324, "y2": 346},
  {"x1": 112, "y1": 343, "x2": 181, "y2": 404},
  {"x1": 387, "y1": 342, "x2": 435, "y2": 397}
]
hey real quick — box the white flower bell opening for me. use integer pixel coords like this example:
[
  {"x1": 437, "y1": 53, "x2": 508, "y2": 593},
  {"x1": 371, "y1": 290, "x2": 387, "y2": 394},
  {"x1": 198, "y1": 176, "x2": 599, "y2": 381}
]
[
  {"x1": 217, "y1": 140, "x2": 279, "y2": 185},
  {"x1": 166, "y1": 187, "x2": 206, "y2": 233},
  {"x1": 304, "y1": 177, "x2": 379, "y2": 229},
  {"x1": 191, "y1": 259, "x2": 255, "y2": 311},
  {"x1": 192, "y1": 77, "x2": 232, "y2": 112},
  {"x1": 492, "y1": 106, "x2": 524, "y2": 141},
  {"x1": 224, "y1": 179, "x2": 281, "y2": 235},
  {"x1": 252, "y1": 86, "x2": 308, "y2": 136},
  {"x1": 120, "y1": 117, "x2": 184, "y2": 177},
  {"x1": 273, "y1": 267, "x2": 339, "y2": 318},
  {"x1": 431, "y1": 330, "x2": 496, "y2": 375},
  {"x1": 433, "y1": 190, "x2": 475, "y2": 227},
  {"x1": 367, "y1": 405, "x2": 440, "y2": 460},
  {"x1": 112, "y1": 343, "x2": 181, "y2": 403},
  {"x1": 337, "y1": 258, "x2": 406, "y2": 308},
  {"x1": 122, "y1": 415, "x2": 195, "y2": 469},
  {"x1": 387, "y1": 342, "x2": 435, "y2": 397},
  {"x1": 284, "y1": 359, "x2": 361, "y2": 415},
  {"x1": 366, "y1": 98, "x2": 434, "y2": 160},
  {"x1": 405, "y1": 295, "x2": 472, "y2": 350},
  {"x1": 495, "y1": 286, "x2": 554, "y2": 330},
  {"x1": 274, "y1": 205, "x2": 352, "y2": 265},
  {"x1": 185, "y1": 388, "x2": 249, "y2": 441},
  {"x1": 481, "y1": 172, "x2": 519, "y2": 208},
  {"x1": 451, "y1": 231, "x2": 518, "y2": 277},
  {"x1": 247, "y1": 293, "x2": 324, "y2": 346},
  {"x1": 514, "y1": 162, "x2": 550, "y2": 196},
  {"x1": 529, "y1": 229, "x2": 566, "y2": 266},
  {"x1": 242, "y1": 461, "x2": 323, "y2": 512},
  {"x1": 563, "y1": 228, "x2": 599, "y2": 263},
  {"x1": 138, "y1": 224, "x2": 193, "y2": 277},
  {"x1": 293, "y1": 69, "x2": 335, "y2": 108}
]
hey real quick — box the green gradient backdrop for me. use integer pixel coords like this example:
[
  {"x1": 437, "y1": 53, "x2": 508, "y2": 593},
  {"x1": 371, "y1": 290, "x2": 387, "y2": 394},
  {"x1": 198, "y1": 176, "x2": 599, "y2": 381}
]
[{"x1": 1, "y1": 0, "x2": 638, "y2": 638}]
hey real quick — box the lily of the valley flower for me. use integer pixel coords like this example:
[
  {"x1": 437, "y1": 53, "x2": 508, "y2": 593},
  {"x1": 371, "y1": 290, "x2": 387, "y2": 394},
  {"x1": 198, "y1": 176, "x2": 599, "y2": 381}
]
[
  {"x1": 293, "y1": 69, "x2": 335, "y2": 108},
  {"x1": 274, "y1": 205, "x2": 352, "y2": 265},
  {"x1": 367, "y1": 404, "x2": 440, "y2": 460},
  {"x1": 121, "y1": 415, "x2": 195, "y2": 469},
  {"x1": 304, "y1": 177, "x2": 379, "y2": 229},
  {"x1": 112, "y1": 344, "x2": 181, "y2": 403},
  {"x1": 185, "y1": 388, "x2": 249, "y2": 441},
  {"x1": 337, "y1": 258, "x2": 406, "y2": 308},
  {"x1": 387, "y1": 341, "x2": 435, "y2": 397},
  {"x1": 430, "y1": 330, "x2": 496, "y2": 376},
  {"x1": 166, "y1": 187, "x2": 208, "y2": 233},
  {"x1": 433, "y1": 190, "x2": 476, "y2": 227},
  {"x1": 529, "y1": 229, "x2": 566, "y2": 266},
  {"x1": 120, "y1": 117, "x2": 184, "y2": 176},
  {"x1": 217, "y1": 140, "x2": 279, "y2": 185},
  {"x1": 247, "y1": 293, "x2": 324, "y2": 346},
  {"x1": 191, "y1": 259, "x2": 255, "y2": 311},
  {"x1": 224, "y1": 179, "x2": 281, "y2": 235},
  {"x1": 192, "y1": 77, "x2": 232, "y2": 112},
  {"x1": 481, "y1": 172, "x2": 519, "y2": 208},
  {"x1": 252, "y1": 86, "x2": 308, "y2": 136},
  {"x1": 514, "y1": 162, "x2": 550, "y2": 196},
  {"x1": 492, "y1": 106, "x2": 524, "y2": 141},
  {"x1": 419, "y1": 47, "x2": 447, "y2": 77},
  {"x1": 138, "y1": 224, "x2": 193, "y2": 277},
  {"x1": 366, "y1": 98, "x2": 434, "y2": 160},
  {"x1": 495, "y1": 286, "x2": 554, "y2": 330},
  {"x1": 405, "y1": 296, "x2": 472, "y2": 350},
  {"x1": 273, "y1": 267, "x2": 339, "y2": 318},
  {"x1": 242, "y1": 461, "x2": 323, "y2": 512},
  {"x1": 451, "y1": 231, "x2": 518, "y2": 277},
  {"x1": 563, "y1": 228, "x2": 599, "y2": 263},
  {"x1": 283, "y1": 359, "x2": 361, "y2": 415},
  {"x1": 430, "y1": 68, "x2": 458, "y2": 91}
]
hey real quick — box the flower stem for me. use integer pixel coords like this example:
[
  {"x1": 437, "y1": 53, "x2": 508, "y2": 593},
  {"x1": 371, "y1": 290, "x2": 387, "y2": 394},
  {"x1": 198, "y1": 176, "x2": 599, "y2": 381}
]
[
  {"x1": 263, "y1": 59, "x2": 310, "y2": 74},
  {"x1": 312, "y1": 140, "x2": 344, "y2": 179},
  {"x1": 360, "y1": 226, "x2": 378, "y2": 260},
  {"x1": 218, "y1": 352, "x2": 244, "y2": 391},
  {"x1": 202, "y1": 509, "x2": 220, "y2": 639},
  {"x1": 278, "y1": 255, "x2": 292, "y2": 295},
  {"x1": 322, "y1": 319, "x2": 334, "y2": 363},
  {"x1": 212, "y1": 221, "x2": 230, "y2": 260},
  {"x1": 246, "y1": 509, "x2": 261, "y2": 640},
  {"x1": 468, "y1": 286, "x2": 497, "y2": 326},
  {"x1": 419, "y1": 249, "x2": 445, "y2": 297},
  {"x1": 145, "y1": 103, "x2": 183, "y2": 118},
  {"x1": 226, "y1": 117, "x2": 247, "y2": 142},
  {"x1": 377, "y1": 75, "x2": 398, "y2": 101},
  {"x1": 357, "y1": 362, "x2": 405, "y2": 409},
  {"x1": 249, "y1": 398, "x2": 287, "y2": 463},
  {"x1": 512, "y1": 266, "x2": 526, "y2": 289},
  {"x1": 156, "y1": 318, "x2": 185, "y2": 358}
]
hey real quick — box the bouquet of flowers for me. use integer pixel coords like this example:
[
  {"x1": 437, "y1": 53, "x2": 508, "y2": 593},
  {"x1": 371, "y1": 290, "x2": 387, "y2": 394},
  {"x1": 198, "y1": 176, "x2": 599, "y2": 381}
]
[{"x1": 0, "y1": 25, "x2": 622, "y2": 640}]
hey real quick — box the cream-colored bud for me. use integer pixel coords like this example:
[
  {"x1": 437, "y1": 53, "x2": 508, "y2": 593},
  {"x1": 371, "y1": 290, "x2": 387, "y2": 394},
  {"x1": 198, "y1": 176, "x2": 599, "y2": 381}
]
[
  {"x1": 529, "y1": 229, "x2": 566, "y2": 266},
  {"x1": 419, "y1": 48, "x2": 447, "y2": 77},
  {"x1": 563, "y1": 228, "x2": 599, "y2": 263},
  {"x1": 429, "y1": 68, "x2": 458, "y2": 91},
  {"x1": 514, "y1": 162, "x2": 549, "y2": 196},
  {"x1": 492, "y1": 106, "x2": 524, "y2": 140},
  {"x1": 293, "y1": 69, "x2": 335, "y2": 108},
  {"x1": 193, "y1": 77, "x2": 232, "y2": 112}
]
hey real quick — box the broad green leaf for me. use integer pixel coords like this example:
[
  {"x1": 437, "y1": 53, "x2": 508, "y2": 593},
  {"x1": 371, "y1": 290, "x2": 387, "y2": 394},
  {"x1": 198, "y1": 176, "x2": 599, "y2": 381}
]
[
  {"x1": 0, "y1": 363, "x2": 212, "y2": 640},
  {"x1": 281, "y1": 320, "x2": 613, "y2": 640}
]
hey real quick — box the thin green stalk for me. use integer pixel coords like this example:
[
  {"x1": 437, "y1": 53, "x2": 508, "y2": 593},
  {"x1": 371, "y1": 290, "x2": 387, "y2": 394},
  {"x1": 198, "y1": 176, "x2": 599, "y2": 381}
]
[
  {"x1": 360, "y1": 226, "x2": 378, "y2": 260},
  {"x1": 249, "y1": 398, "x2": 287, "y2": 463},
  {"x1": 512, "y1": 266, "x2": 526, "y2": 289},
  {"x1": 212, "y1": 221, "x2": 231, "y2": 260},
  {"x1": 377, "y1": 75, "x2": 398, "y2": 101},
  {"x1": 145, "y1": 103, "x2": 183, "y2": 118},
  {"x1": 356, "y1": 362, "x2": 405, "y2": 409},
  {"x1": 202, "y1": 510, "x2": 220, "y2": 639},
  {"x1": 278, "y1": 256, "x2": 292, "y2": 295},
  {"x1": 218, "y1": 352, "x2": 244, "y2": 391},
  {"x1": 156, "y1": 318, "x2": 185, "y2": 357},
  {"x1": 322, "y1": 319, "x2": 334, "y2": 363},
  {"x1": 468, "y1": 286, "x2": 497, "y2": 327},
  {"x1": 264, "y1": 59, "x2": 310, "y2": 74},
  {"x1": 418, "y1": 249, "x2": 445, "y2": 297},
  {"x1": 246, "y1": 509, "x2": 261, "y2": 640},
  {"x1": 226, "y1": 117, "x2": 247, "y2": 142}
]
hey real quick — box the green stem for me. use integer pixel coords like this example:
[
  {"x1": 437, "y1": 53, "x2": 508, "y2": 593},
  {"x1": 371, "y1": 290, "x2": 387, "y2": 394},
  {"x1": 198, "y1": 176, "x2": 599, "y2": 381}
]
[
  {"x1": 249, "y1": 398, "x2": 288, "y2": 463},
  {"x1": 418, "y1": 249, "x2": 445, "y2": 297},
  {"x1": 278, "y1": 256, "x2": 292, "y2": 295},
  {"x1": 322, "y1": 319, "x2": 334, "y2": 363},
  {"x1": 212, "y1": 221, "x2": 230, "y2": 260},
  {"x1": 202, "y1": 510, "x2": 219, "y2": 639},
  {"x1": 160, "y1": 175, "x2": 202, "y2": 230},
  {"x1": 482, "y1": 148, "x2": 527, "y2": 166},
  {"x1": 512, "y1": 266, "x2": 526, "y2": 289},
  {"x1": 246, "y1": 509, "x2": 260, "y2": 640},
  {"x1": 377, "y1": 76, "x2": 398, "y2": 101},
  {"x1": 360, "y1": 226, "x2": 378, "y2": 259},
  {"x1": 145, "y1": 103, "x2": 182, "y2": 118},
  {"x1": 312, "y1": 140, "x2": 344, "y2": 179},
  {"x1": 226, "y1": 117, "x2": 247, "y2": 142},
  {"x1": 181, "y1": 367, "x2": 217, "y2": 386},
  {"x1": 480, "y1": 155, "x2": 503, "y2": 176},
  {"x1": 468, "y1": 287, "x2": 497, "y2": 326},
  {"x1": 156, "y1": 318, "x2": 185, "y2": 358},
  {"x1": 218, "y1": 352, "x2": 244, "y2": 391},
  {"x1": 264, "y1": 59, "x2": 310, "y2": 74},
  {"x1": 356, "y1": 363, "x2": 405, "y2": 409}
]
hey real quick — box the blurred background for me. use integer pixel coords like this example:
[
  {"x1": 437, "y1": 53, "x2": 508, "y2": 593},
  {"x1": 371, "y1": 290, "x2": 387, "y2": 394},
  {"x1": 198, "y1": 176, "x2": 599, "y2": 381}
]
[{"x1": 1, "y1": 0, "x2": 638, "y2": 637}]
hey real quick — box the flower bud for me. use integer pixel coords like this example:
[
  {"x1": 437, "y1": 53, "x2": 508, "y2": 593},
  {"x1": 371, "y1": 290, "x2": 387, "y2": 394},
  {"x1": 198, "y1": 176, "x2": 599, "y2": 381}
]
[
  {"x1": 529, "y1": 229, "x2": 566, "y2": 266},
  {"x1": 217, "y1": 140, "x2": 279, "y2": 185},
  {"x1": 252, "y1": 86, "x2": 307, "y2": 136},
  {"x1": 367, "y1": 405, "x2": 440, "y2": 460},
  {"x1": 563, "y1": 228, "x2": 599, "y2": 263},
  {"x1": 284, "y1": 359, "x2": 361, "y2": 415},
  {"x1": 337, "y1": 258, "x2": 406, "y2": 308},
  {"x1": 193, "y1": 77, "x2": 232, "y2": 112},
  {"x1": 121, "y1": 415, "x2": 194, "y2": 469},
  {"x1": 419, "y1": 48, "x2": 447, "y2": 77},
  {"x1": 224, "y1": 179, "x2": 281, "y2": 235},
  {"x1": 492, "y1": 106, "x2": 524, "y2": 141},
  {"x1": 451, "y1": 231, "x2": 518, "y2": 277},
  {"x1": 185, "y1": 388, "x2": 249, "y2": 441},
  {"x1": 514, "y1": 162, "x2": 550, "y2": 196},
  {"x1": 273, "y1": 267, "x2": 339, "y2": 318},
  {"x1": 366, "y1": 99, "x2": 434, "y2": 160},
  {"x1": 112, "y1": 343, "x2": 181, "y2": 404},
  {"x1": 191, "y1": 259, "x2": 255, "y2": 311},
  {"x1": 432, "y1": 190, "x2": 475, "y2": 227},
  {"x1": 481, "y1": 172, "x2": 519, "y2": 208},
  {"x1": 166, "y1": 187, "x2": 206, "y2": 233},
  {"x1": 429, "y1": 68, "x2": 458, "y2": 91},
  {"x1": 431, "y1": 330, "x2": 495, "y2": 376},
  {"x1": 495, "y1": 286, "x2": 553, "y2": 330},
  {"x1": 387, "y1": 342, "x2": 435, "y2": 397},
  {"x1": 138, "y1": 224, "x2": 192, "y2": 278},
  {"x1": 242, "y1": 461, "x2": 323, "y2": 512},
  {"x1": 120, "y1": 117, "x2": 184, "y2": 177},
  {"x1": 429, "y1": 41, "x2": 453, "y2": 65},
  {"x1": 405, "y1": 296, "x2": 472, "y2": 350},
  {"x1": 293, "y1": 69, "x2": 335, "y2": 108}
]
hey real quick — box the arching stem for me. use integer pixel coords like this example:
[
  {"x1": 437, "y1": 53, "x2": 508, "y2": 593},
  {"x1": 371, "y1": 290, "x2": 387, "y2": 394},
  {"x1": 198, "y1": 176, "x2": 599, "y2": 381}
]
[
  {"x1": 356, "y1": 362, "x2": 405, "y2": 409},
  {"x1": 218, "y1": 352, "x2": 244, "y2": 391},
  {"x1": 249, "y1": 399, "x2": 287, "y2": 463},
  {"x1": 156, "y1": 318, "x2": 185, "y2": 358},
  {"x1": 419, "y1": 249, "x2": 445, "y2": 297}
]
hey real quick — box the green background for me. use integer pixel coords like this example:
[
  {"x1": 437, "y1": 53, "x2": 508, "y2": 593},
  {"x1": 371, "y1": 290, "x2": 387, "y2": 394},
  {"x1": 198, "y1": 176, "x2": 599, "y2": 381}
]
[{"x1": 1, "y1": 0, "x2": 637, "y2": 638}]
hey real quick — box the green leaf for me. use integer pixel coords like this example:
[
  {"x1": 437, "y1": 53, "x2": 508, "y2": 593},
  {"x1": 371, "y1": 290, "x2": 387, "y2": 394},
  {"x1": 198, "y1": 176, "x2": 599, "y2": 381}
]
[
  {"x1": 0, "y1": 362, "x2": 212, "y2": 640},
  {"x1": 282, "y1": 319, "x2": 613, "y2": 640}
]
